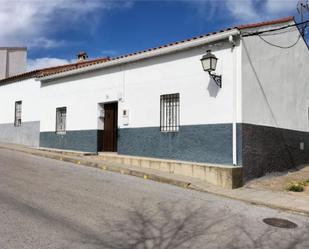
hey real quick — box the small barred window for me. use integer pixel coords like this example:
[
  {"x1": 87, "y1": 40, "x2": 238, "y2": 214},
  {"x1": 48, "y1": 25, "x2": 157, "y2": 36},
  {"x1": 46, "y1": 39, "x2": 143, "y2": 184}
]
[
  {"x1": 56, "y1": 107, "x2": 67, "y2": 134},
  {"x1": 160, "y1": 93, "x2": 180, "y2": 132},
  {"x1": 14, "y1": 101, "x2": 22, "y2": 127}
]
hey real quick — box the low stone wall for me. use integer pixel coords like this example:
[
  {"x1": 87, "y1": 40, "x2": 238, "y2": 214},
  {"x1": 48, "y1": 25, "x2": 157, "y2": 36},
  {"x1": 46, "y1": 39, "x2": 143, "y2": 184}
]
[{"x1": 99, "y1": 153, "x2": 243, "y2": 189}]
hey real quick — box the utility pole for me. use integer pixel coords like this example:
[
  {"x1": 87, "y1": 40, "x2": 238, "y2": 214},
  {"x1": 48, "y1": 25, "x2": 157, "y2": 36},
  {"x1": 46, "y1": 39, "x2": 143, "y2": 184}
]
[{"x1": 297, "y1": 0, "x2": 309, "y2": 37}]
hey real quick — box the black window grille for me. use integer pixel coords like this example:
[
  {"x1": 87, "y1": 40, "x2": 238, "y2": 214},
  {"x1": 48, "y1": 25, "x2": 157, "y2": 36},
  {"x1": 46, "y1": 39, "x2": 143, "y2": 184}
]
[
  {"x1": 56, "y1": 107, "x2": 67, "y2": 134},
  {"x1": 14, "y1": 101, "x2": 22, "y2": 127},
  {"x1": 160, "y1": 93, "x2": 180, "y2": 132}
]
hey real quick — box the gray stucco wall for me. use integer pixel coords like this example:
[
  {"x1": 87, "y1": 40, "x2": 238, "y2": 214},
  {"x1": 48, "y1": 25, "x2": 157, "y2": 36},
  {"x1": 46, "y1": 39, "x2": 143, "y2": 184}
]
[
  {"x1": 237, "y1": 123, "x2": 243, "y2": 166},
  {"x1": 241, "y1": 28, "x2": 309, "y2": 134},
  {"x1": 0, "y1": 121, "x2": 40, "y2": 147},
  {"x1": 40, "y1": 130, "x2": 103, "y2": 152},
  {"x1": 39, "y1": 124, "x2": 234, "y2": 164},
  {"x1": 118, "y1": 124, "x2": 233, "y2": 164},
  {"x1": 241, "y1": 123, "x2": 309, "y2": 181}
]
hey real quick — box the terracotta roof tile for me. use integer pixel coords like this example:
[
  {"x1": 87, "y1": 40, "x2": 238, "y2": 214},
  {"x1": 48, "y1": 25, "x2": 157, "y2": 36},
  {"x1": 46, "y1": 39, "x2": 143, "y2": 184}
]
[
  {"x1": 0, "y1": 70, "x2": 40, "y2": 85},
  {"x1": 38, "y1": 57, "x2": 110, "y2": 77},
  {"x1": 237, "y1": 16, "x2": 294, "y2": 30},
  {"x1": 0, "y1": 16, "x2": 295, "y2": 83},
  {"x1": 0, "y1": 57, "x2": 110, "y2": 84}
]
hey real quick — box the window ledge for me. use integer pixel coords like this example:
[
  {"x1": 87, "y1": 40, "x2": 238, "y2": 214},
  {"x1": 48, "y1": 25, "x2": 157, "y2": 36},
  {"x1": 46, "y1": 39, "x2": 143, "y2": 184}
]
[
  {"x1": 160, "y1": 130, "x2": 179, "y2": 133},
  {"x1": 56, "y1": 131, "x2": 66, "y2": 135}
]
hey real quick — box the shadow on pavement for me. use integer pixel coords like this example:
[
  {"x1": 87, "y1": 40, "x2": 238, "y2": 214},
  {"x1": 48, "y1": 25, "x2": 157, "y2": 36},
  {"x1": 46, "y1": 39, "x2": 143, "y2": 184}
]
[
  {"x1": 97, "y1": 200, "x2": 309, "y2": 249},
  {"x1": 99, "y1": 200, "x2": 229, "y2": 249}
]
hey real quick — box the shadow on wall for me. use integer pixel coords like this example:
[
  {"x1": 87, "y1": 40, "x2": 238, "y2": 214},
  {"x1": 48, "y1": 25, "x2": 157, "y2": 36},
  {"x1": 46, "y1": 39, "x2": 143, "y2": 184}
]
[
  {"x1": 242, "y1": 123, "x2": 309, "y2": 181},
  {"x1": 207, "y1": 78, "x2": 220, "y2": 97}
]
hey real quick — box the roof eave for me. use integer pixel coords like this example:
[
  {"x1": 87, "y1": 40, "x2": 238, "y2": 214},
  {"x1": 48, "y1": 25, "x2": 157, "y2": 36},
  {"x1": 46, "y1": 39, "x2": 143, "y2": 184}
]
[
  {"x1": 38, "y1": 29, "x2": 240, "y2": 82},
  {"x1": 0, "y1": 70, "x2": 40, "y2": 86},
  {"x1": 237, "y1": 16, "x2": 294, "y2": 30}
]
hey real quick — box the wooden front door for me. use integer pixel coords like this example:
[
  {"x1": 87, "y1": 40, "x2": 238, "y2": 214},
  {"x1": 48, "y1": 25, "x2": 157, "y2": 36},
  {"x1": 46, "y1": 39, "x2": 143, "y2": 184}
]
[{"x1": 103, "y1": 102, "x2": 118, "y2": 152}]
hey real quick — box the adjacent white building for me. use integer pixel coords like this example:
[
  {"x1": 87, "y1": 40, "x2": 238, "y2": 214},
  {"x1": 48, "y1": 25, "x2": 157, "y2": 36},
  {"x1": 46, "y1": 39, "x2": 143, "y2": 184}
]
[
  {"x1": 0, "y1": 47, "x2": 27, "y2": 80},
  {"x1": 0, "y1": 16, "x2": 308, "y2": 184}
]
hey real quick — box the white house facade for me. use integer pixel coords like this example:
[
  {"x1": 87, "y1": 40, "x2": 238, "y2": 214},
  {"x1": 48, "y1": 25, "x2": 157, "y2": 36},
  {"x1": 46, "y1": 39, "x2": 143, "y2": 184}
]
[{"x1": 0, "y1": 17, "x2": 308, "y2": 185}]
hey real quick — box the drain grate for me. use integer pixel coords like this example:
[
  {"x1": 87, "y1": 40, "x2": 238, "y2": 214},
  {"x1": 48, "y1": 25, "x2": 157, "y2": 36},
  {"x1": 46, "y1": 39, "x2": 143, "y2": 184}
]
[{"x1": 263, "y1": 218, "x2": 298, "y2": 229}]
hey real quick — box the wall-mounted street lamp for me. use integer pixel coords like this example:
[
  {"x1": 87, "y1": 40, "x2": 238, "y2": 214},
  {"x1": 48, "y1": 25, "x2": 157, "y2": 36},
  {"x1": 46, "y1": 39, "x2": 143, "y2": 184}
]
[{"x1": 200, "y1": 50, "x2": 222, "y2": 88}]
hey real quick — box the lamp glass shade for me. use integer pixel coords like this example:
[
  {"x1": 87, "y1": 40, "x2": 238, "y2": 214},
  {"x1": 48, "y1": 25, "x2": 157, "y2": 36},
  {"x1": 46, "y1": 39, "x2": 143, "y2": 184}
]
[
  {"x1": 201, "y1": 50, "x2": 218, "y2": 72},
  {"x1": 201, "y1": 57, "x2": 210, "y2": 72},
  {"x1": 210, "y1": 56, "x2": 217, "y2": 71}
]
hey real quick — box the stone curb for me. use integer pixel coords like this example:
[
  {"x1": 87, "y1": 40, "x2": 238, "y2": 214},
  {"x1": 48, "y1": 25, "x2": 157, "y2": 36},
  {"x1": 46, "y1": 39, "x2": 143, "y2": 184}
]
[
  {"x1": 195, "y1": 189, "x2": 309, "y2": 217},
  {"x1": 35, "y1": 147, "x2": 96, "y2": 156},
  {"x1": 1, "y1": 144, "x2": 308, "y2": 217},
  {"x1": 0, "y1": 145, "x2": 197, "y2": 190}
]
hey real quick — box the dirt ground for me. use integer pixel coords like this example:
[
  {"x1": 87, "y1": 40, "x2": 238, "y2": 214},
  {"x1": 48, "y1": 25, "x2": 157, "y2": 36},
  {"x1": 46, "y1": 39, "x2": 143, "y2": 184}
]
[{"x1": 245, "y1": 165, "x2": 309, "y2": 196}]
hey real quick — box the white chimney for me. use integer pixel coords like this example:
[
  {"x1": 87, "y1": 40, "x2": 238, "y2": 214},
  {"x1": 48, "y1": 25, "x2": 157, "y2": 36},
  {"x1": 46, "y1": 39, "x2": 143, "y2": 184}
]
[
  {"x1": 0, "y1": 47, "x2": 27, "y2": 80},
  {"x1": 77, "y1": 51, "x2": 88, "y2": 61}
]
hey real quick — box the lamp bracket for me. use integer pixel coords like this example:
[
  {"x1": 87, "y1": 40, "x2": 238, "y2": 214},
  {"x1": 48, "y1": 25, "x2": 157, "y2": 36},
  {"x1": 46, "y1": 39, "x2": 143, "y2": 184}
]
[{"x1": 209, "y1": 72, "x2": 222, "y2": 88}]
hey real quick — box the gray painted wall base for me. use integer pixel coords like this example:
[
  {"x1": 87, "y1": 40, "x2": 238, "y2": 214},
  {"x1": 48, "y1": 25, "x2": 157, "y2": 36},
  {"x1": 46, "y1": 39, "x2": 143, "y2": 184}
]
[
  {"x1": 0, "y1": 121, "x2": 40, "y2": 147},
  {"x1": 118, "y1": 124, "x2": 233, "y2": 165},
  {"x1": 40, "y1": 130, "x2": 102, "y2": 153},
  {"x1": 40, "y1": 124, "x2": 234, "y2": 165},
  {"x1": 39, "y1": 123, "x2": 309, "y2": 183},
  {"x1": 241, "y1": 123, "x2": 309, "y2": 181}
]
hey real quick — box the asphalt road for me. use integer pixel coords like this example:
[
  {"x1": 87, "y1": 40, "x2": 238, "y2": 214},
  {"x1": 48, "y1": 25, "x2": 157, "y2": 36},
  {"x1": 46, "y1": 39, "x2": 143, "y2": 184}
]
[{"x1": 0, "y1": 148, "x2": 309, "y2": 249}]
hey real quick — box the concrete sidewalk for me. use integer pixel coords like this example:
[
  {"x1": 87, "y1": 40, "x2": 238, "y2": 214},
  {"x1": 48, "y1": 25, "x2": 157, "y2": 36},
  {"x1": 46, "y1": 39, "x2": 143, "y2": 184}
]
[{"x1": 1, "y1": 143, "x2": 309, "y2": 216}]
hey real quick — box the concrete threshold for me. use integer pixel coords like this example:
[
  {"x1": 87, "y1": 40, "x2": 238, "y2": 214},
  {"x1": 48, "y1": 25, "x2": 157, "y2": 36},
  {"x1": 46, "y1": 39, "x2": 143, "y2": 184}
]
[
  {"x1": 98, "y1": 153, "x2": 243, "y2": 189},
  {"x1": 35, "y1": 147, "x2": 97, "y2": 156}
]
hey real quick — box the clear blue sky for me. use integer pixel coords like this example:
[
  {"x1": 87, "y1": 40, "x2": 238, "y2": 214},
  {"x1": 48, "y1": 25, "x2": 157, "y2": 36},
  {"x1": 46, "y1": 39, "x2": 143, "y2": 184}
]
[{"x1": 0, "y1": 0, "x2": 306, "y2": 70}]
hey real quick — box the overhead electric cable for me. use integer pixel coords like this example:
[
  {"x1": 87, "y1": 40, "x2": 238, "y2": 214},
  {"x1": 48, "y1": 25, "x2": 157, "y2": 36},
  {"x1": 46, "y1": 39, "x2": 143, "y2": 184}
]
[
  {"x1": 257, "y1": 34, "x2": 302, "y2": 49},
  {"x1": 241, "y1": 20, "x2": 308, "y2": 49},
  {"x1": 242, "y1": 20, "x2": 309, "y2": 37},
  {"x1": 258, "y1": 27, "x2": 298, "y2": 36}
]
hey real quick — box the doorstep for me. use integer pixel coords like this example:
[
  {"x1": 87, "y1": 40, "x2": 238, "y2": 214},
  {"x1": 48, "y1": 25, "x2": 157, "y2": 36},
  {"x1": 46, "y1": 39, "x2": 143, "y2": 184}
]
[{"x1": 98, "y1": 153, "x2": 243, "y2": 189}]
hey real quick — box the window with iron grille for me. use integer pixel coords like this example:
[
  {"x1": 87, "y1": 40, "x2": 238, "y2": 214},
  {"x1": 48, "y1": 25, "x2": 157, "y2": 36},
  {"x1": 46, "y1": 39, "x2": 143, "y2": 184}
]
[
  {"x1": 56, "y1": 107, "x2": 67, "y2": 134},
  {"x1": 160, "y1": 93, "x2": 180, "y2": 132},
  {"x1": 14, "y1": 101, "x2": 22, "y2": 127}
]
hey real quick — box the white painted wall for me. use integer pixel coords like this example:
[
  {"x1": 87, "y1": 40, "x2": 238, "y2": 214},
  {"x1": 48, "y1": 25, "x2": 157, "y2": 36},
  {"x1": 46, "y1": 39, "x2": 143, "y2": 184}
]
[
  {"x1": 241, "y1": 22, "x2": 309, "y2": 131},
  {"x1": 39, "y1": 42, "x2": 238, "y2": 132},
  {"x1": 0, "y1": 48, "x2": 27, "y2": 80},
  {"x1": 8, "y1": 50, "x2": 27, "y2": 77},
  {"x1": 0, "y1": 50, "x2": 7, "y2": 80},
  {"x1": 0, "y1": 78, "x2": 40, "y2": 124}
]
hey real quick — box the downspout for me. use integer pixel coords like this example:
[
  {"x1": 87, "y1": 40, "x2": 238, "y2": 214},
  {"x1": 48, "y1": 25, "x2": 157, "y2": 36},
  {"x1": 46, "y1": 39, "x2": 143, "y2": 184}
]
[{"x1": 230, "y1": 34, "x2": 239, "y2": 166}]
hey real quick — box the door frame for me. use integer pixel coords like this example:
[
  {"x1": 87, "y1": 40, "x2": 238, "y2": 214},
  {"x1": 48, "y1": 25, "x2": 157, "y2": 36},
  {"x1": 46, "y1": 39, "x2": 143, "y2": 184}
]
[{"x1": 102, "y1": 101, "x2": 118, "y2": 152}]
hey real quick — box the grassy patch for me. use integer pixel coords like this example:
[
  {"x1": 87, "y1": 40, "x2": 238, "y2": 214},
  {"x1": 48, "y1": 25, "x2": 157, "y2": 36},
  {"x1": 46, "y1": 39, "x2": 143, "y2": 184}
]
[
  {"x1": 286, "y1": 181, "x2": 308, "y2": 192},
  {"x1": 286, "y1": 183, "x2": 304, "y2": 192}
]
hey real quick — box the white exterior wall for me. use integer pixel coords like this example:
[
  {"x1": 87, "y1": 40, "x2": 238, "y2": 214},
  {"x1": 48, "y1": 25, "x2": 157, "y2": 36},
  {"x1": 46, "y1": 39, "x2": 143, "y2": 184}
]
[
  {"x1": 0, "y1": 78, "x2": 41, "y2": 146},
  {"x1": 0, "y1": 78, "x2": 40, "y2": 124},
  {"x1": 8, "y1": 50, "x2": 27, "y2": 78},
  {"x1": 0, "y1": 50, "x2": 7, "y2": 80},
  {"x1": 0, "y1": 48, "x2": 27, "y2": 80},
  {"x1": 242, "y1": 23, "x2": 309, "y2": 131},
  {"x1": 40, "y1": 43, "x2": 239, "y2": 132}
]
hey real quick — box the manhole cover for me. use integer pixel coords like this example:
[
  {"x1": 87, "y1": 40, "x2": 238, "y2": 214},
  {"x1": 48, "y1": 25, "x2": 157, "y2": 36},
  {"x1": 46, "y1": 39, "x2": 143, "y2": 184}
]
[{"x1": 263, "y1": 218, "x2": 298, "y2": 229}]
